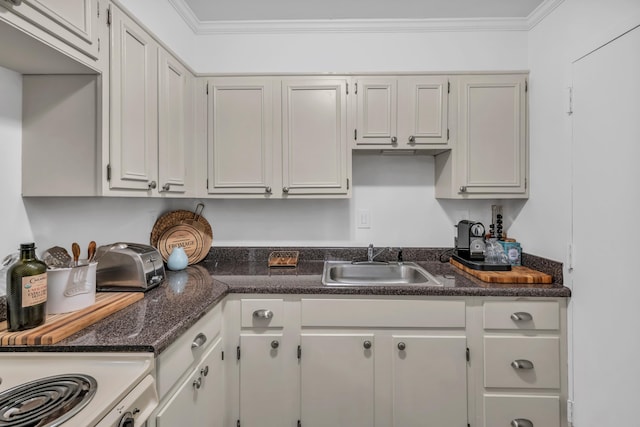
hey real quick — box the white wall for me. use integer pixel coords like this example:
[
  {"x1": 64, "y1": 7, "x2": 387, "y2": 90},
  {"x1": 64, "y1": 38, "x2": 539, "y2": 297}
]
[{"x1": 0, "y1": 66, "x2": 32, "y2": 258}]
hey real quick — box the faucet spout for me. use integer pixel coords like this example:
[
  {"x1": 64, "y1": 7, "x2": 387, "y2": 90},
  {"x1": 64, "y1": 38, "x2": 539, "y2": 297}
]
[{"x1": 367, "y1": 244, "x2": 389, "y2": 263}]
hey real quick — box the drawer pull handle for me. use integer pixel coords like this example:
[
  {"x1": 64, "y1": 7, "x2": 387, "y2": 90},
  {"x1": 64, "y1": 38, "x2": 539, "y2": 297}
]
[
  {"x1": 511, "y1": 359, "x2": 534, "y2": 370},
  {"x1": 191, "y1": 333, "x2": 207, "y2": 349},
  {"x1": 511, "y1": 419, "x2": 533, "y2": 427},
  {"x1": 253, "y1": 309, "x2": 274, "y2": 319},
  {"x1": 511, "y1": 312, "x2": 533, "y2": 321}
]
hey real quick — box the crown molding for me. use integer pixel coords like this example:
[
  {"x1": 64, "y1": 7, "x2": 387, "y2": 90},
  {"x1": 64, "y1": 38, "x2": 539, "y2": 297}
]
[{"x1": 168, "y1": 0, "x2": 563, "y2": 35}]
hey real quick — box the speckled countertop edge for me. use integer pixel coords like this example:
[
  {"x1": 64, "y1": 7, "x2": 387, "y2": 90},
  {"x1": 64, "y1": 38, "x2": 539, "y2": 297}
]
[{"x1": 0, "y1": 247, "x2": 570, "y2": 355}]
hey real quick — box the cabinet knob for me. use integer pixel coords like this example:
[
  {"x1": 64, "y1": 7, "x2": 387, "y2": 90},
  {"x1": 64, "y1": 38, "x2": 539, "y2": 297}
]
[
  {"x1": 200, "y1": 366, "x2": 209, "y2": 377},
  {"x1": 265, "y1": 186, "x2": 272, "y2": 194},
  {"x1": 148, "y1": 181, "x2": 157, "y2": 190},
  {"x1": 271, "y1": 340, "x2": 280, "y2": 349},
  {"x1": 253, "y1": 309, "x2": 274, "y2": 319},
  {"x1": 511, "y1": 419, "x2": 533, "y2": 427},
  {"x1": 161, "y1": 183, "x2": 171, "y2": 192},
  {"x1": 511, "y1": 312, "x2": 533, "y2": 322},
  {"x1": 191, "y1": 333, "x2": 207, "y2": 349},
  {"x1": 282, "y1": 187, "x2": 290, "y2": 194},
  {"x1": 408, "y1": 135, "x2": 415, "y2": 144},
  {"x1": 192, "y1": 377, "x2": 202, "y2": 390},
  {"x1": 397, "y1": 342, "x2": 406, "y2": 351},
  {"x1": 511, "y1": 359, "x2": 534, "y2": 370},
  {"x1": 459, "y1": 186, "x2": 467, "y2": 193},
  {"x1": 391, "y1": 136, "x2": 398, "y2": 144},
  {"x1": 363, "y1": 340, "x2": 372, "y2": 349}
]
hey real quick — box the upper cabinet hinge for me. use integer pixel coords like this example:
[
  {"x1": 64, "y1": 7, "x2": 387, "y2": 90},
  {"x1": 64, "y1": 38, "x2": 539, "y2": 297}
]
[
  {"x1": 347, "y1": 178, "x2": 350, "y2": 190},
  {"x1": 106, "y1": 6, "x2": 111, "y2": 26},
  {"x1": 447, "y1": 129, "x2": 450, "y2": 140},
  {"x1": 466, "y1": 347, "x2": 470, "y2": 362},
  {"x1": 106, "y1": 164, "x2": 111, "y2": 181},
  {"x1": 525, "y1": 178, "x2": 528, "y2": 189},
  {"x1": 447, "y1": 80, "x2": 450, "y2": 93},
  {"x1": 206, "y1": 179, "x2": 209, "y2": 189},
  {"x1": 236, "y1": 346, "x2": 241, "y2": 360},
  {"x1": 237, "y1": 420, "x2": 240, "y2": 427},
  {"x1": 97, "y1": 37, "x2": 100, "y2": 53},
  {"x1": 221, "y1": 351, "x2": 224, "y2": 360},
  {"x1": 297, "y1": 345, "x2": 302, "y2": 359},
  {"x1": 525, "y1": 80, "x2": 528, "y2": 92},
  {"x1": 354, "y1": 129, "x2": 357, "y2": 140},
  {"x1": 206, "y1": 82, "x2": 209, "y2": 95},
  {"x1": 97, "y1": 1, "x2": 100, "y2": 18},
  {"x1": 298, "y1": 421, "x2": 301, "y2": 427},
  {"x1": 346, "y1": 83, "x2": 349, "y2": 95},
  {"x1": 355, "y1": 82, "x2": 358, "y2": 94}
]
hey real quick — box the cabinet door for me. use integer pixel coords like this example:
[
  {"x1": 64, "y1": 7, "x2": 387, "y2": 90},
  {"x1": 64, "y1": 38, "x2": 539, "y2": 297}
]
[
  {"x1": 458, "y1": 74, "x2": 527, "y2": 194},
  {"x1": 155, "y1": 337, "x2": 224, "y2": 427},
  {"x1": 208, "y1": 77, "x2": 273, "y2": 195},
  {"x1": 281, "y1": 78, "x2": 349, "y2": 195},
  {"x1": 109, "y1": 6, "x2": 158, "y2": 191},
  {"x1": 391, "y1": 335, "x2": 467, "y2": 427},
  {"x1": 158, "y1": 49, "x2": 189, "y2": 195},
  {"x1": 1, "y1": 0, "x2": 99, "y2": 59},
  {"x1": 401, "y1": 76, "x2": 449, "y2": 147},
  {"x1": 300, "y1": 334, "x2": 374, "y2": 427},
  {"x1": 355, "y1": 78, "x2": 398, "y2": 146},
  {"x1": 239, "y1": 334, "x2": 289, "y2": 427}
]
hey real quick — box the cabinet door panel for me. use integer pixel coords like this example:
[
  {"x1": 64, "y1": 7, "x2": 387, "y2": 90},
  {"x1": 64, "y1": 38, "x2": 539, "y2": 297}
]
[
  {"x1": 355, "y1": 78, "x2": 397, "y2": 145},
  {"x1": 405, "y1": 76, "x2": 448, "y2": 145},
  {"x1": 391, "y1": 335, "x2": 467, "y2": 427},
  {"x1": 158, "y1": 50, "x2": 188, "y2": 194},
  {"x1": 460, "y1": 75, "x2": 526, "y2": 194},
  {"x1": 239, "y1": 334, "x2": 288, "y2": 427},
  {"x1": 110, "y1": 7, "x2": 158, "y2": 191},
  {"x1": 282, "y1": 79, "x2": 348, "y2": 195},
  {"x1": 208, "y1": 78, "x2": 273, "y2": 195},
  {"x1": 301, "y1": 334, "x2": 374, "y2": 427}
]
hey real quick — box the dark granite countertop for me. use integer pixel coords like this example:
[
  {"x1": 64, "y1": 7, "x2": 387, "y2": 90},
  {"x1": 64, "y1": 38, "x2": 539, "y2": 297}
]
[{"x1": 0, "y1": 247, "x2": 570, "y2": 355}]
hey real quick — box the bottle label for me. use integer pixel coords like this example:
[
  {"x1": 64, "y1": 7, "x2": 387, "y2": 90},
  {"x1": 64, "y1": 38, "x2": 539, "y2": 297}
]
[{"x1": 21, "y1": 273, "x2": 47, "y2": 307}]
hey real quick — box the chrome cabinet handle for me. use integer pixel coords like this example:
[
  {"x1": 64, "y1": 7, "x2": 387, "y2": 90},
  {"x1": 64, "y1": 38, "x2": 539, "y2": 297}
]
[
  {"x1": 271, "y1": 340, "x2": 280, "y2": 349},
  {"x1": 391, "y1": 136, "x2": 397, "y2": 144},
  {"x1": 511, "y1": 359, "x2": 534, "y2": 370},
  {"x1": 408, "y1": 135, "x2": 415, "y2": 144},
  {"x1": 511, "y1": 419, "x2": 533, "y2": 427},
  {"x1": 363, "y1": 340, "x2": 372, "y2": 349},
  {"x1": 161, "y1": 183, "x2": 171, "y2": 192},
  {"x1": 193, "y1": 377, "x2": 202, "y2": 389},
  {"x1": 511, "y1": 312, "x2": 533, "y2": 321},
  {"x1": 200, "y1": 366, "x2": 209, "y2": 377},
  {"x1": 459, "y1": 186, "x2": 467, "y2": 193},
  {"x1": 265, "y1": 186, "x2": 272, "y2": 194},
  {"x1": 253, "y1": 309, "x2": 274, "y2": 319},
  {"x1": 282, "y1": 187, "x2": 289, "y2": 193},
  {"x1": 397, "y1": 342, "x2": 406, "y2": 351},
  {"x1": 148, "y1": 181, "x2": 157, "y2": 189},
  {"x1": 191, "y1": 333, "x2": 207, "y2": 349}
]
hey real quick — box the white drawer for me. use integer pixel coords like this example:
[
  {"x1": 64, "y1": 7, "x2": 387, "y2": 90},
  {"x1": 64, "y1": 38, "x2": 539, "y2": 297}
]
[
  {"x1": 484, "y1": 394, "x2": 560, "y2": 427},
  {"x1": 484, "y1": 301, "x2": 559, "y2": 330},
  {"x1": 156, "y1": 304, "x2": 222, "y2": 398},
  {"x1": 484, "y1": 336, "x2": 560, "y2": 389},
  {"x1": 301, "y1": 299, "x2": 465, "y2": 327},
  {"x1": 241, "y1": 299, "x2": 284, "y2": 328}
]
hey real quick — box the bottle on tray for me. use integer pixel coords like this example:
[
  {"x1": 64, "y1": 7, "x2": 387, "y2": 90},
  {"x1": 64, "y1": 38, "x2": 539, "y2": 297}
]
[{"x1": 6, "y1": 243, "x2": 48, "y2": 331}]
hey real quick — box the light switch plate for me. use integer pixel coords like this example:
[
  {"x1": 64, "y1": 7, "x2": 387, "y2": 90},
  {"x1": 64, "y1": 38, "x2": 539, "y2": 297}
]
[{"x1": 357, "y1": 209, "x2": 371, "y2": 229}]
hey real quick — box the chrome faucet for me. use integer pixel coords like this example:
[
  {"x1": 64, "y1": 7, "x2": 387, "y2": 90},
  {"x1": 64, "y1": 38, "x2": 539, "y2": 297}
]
[{"x1": 367, "y1": 244, "x2": 388, "y2": 263}]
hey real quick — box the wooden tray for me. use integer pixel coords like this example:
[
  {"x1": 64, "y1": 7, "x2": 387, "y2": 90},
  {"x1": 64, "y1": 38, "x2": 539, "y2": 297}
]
[
  {"x1": 450, "y1": 258, "x2": 553, "y2": 284},
  {"x1": 0, "y1": 292, "x2": 144, "y2": 345},
  {"x1": 268, "y1": 251, "x2": 299, "y2": 267}
]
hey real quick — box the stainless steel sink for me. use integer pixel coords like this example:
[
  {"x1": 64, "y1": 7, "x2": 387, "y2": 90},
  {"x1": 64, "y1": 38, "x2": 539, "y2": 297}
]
[{"x1": 321, "y1": 261, "x2": 442, "y2": 286}]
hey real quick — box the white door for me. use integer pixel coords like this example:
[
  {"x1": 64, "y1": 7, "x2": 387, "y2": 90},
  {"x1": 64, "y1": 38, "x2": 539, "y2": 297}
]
[
  {"x1": 109, "y1": 6, "x2": 158, "y2": 191},
  {"x1": 208, "y1": 77, "x2": 273, "y2": 195},
  {"x1": 300, "y1": 334, "x2": 374, "y2": 427},
  {"x1": 572, "y1": 25, "x2": 640, "y2": 427},
  {"x1": 281, "y1": 78, "x2": 349, "y2": 195},
  {"x1": 239, "y1": 334, "x2": 290, "y2": 427},
  {"x1": 355, "y1": 78, "x2": 398, "y2": 146},
  {"x1": 391, "y1": 335, "x2": 467, "y2": 426},
  {"x1": 158, "y1": 49, "x2": 188, "y2": 195}
]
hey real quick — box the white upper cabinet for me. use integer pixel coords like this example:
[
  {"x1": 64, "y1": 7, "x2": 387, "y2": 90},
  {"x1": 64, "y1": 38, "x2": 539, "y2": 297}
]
[
  {"x1": 436, "y1": 74, "x2": 528, "y2": 199},
  {"x1": 354, "y1": 76, "x2": 450, "y2": 151},
  {"x1": 281, "y1": 78, "x2": 350, "y2": 196},
  {"x1": 0, "y1": 0, "x2": 100, "y2": 61},
  {"x1": 207, "y1": 77, "x2": 273, "y2": 196}
]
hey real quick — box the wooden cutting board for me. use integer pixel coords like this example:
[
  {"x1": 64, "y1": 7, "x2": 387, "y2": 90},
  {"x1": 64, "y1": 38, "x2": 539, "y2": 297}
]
[
  {"x1": 450, "y1": 258, "x2": 553, "y2": 284},
  {"x1": 0, "y1": 292, "x2": 144, "y2": 346}
]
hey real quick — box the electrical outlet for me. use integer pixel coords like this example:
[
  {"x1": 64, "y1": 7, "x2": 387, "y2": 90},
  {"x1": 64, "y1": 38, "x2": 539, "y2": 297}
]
[{"x1": 357, "y1": 209, "x2": 371, "y2": 229}]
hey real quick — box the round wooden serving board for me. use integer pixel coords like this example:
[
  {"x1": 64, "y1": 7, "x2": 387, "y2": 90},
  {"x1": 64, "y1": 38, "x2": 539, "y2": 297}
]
[{"x1": 151, "y1": 208, "x2": 213, "y2": 265}]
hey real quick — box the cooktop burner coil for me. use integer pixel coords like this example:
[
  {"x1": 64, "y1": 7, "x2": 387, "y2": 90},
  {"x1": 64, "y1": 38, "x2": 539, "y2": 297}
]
[{"x1": 0, "y1": 374, "x2": 97, "y2": 427}]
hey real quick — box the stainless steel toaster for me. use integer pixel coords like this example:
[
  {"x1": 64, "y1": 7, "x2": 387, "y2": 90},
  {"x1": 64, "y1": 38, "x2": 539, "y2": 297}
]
[{"x1": 96, "y1": 243, "x2": 165, "y2": 291}]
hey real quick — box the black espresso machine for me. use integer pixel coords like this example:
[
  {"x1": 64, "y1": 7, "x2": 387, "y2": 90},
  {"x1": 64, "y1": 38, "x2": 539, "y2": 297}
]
[{"x1": 452, "y1": 220, "x2": 511, "y2": 271}]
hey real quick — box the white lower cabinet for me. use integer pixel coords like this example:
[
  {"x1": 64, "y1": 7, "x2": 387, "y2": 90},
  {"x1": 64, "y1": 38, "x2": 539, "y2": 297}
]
[{"x1": 300, "y1": 334, "x2": 375, "y2": 427}]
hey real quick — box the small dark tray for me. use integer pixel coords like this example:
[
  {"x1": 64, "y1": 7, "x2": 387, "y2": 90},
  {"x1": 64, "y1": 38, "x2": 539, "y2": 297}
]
[{"x1": 451, "y1": 252, "x2": 512, "y2": 271}]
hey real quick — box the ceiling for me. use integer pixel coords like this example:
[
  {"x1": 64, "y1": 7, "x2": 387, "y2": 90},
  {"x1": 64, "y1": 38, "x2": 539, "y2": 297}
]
[{"x1": 182, "y1": 0, "x2": 545, "y2": 22}]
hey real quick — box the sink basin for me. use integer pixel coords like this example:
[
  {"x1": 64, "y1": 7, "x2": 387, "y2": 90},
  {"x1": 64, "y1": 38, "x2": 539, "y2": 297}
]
[{"x1": 321, "y1": 261, "x2": 442, "y2": 286}]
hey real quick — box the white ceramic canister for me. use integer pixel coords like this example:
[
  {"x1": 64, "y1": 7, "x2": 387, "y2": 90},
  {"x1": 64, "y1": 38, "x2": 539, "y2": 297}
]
[{"x1": 47, "y1": 261, "x2": 97, "y2": 314}]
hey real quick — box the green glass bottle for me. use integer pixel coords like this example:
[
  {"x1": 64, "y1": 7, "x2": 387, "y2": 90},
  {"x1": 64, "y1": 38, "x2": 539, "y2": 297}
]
[{"x1": 6, "y1": 243, "x2": 48, "y2": 331}]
